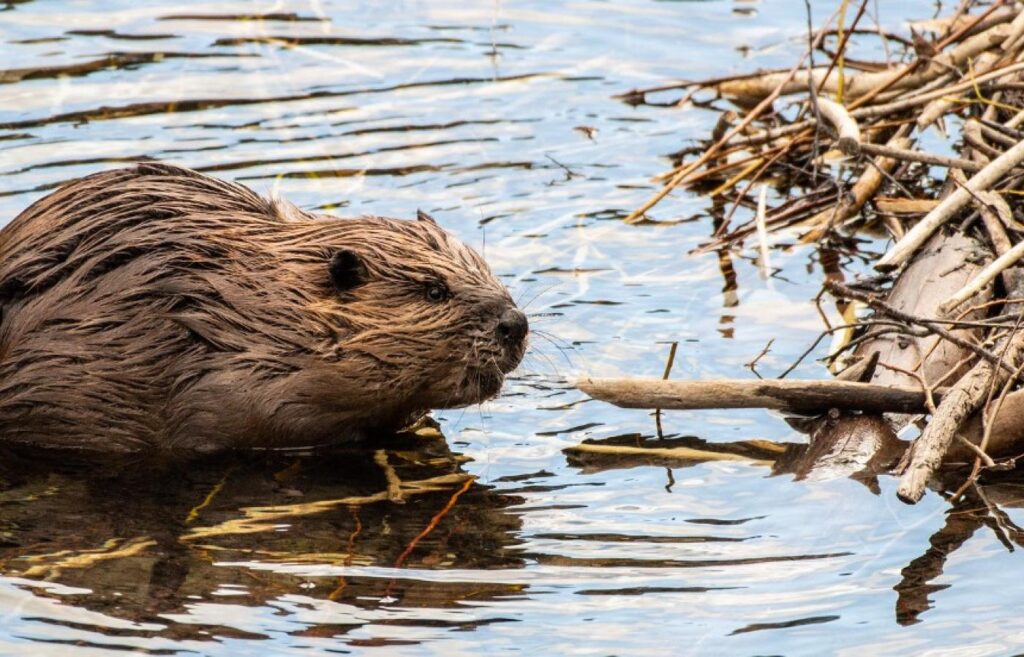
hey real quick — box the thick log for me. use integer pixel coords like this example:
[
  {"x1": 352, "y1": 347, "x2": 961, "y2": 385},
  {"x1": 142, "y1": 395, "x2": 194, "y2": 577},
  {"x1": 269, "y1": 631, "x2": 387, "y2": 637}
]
[
  {"x1": 577, "y1": 377, "x2": 943, "y2": 414},
  {"x1": 857, "y1": 231, "x2": 990, "y2": 397}
]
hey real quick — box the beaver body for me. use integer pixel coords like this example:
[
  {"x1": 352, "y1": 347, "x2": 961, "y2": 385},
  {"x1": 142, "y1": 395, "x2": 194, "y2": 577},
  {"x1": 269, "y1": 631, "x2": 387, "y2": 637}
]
[{"x1": 0, "y1": 164, "x2": 527, "y2": 452}]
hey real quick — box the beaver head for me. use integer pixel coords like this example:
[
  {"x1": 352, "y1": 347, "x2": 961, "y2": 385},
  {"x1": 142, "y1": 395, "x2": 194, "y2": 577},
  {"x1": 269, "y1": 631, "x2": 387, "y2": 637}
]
[
  {"x1": 318, "y1": 209, "x2": 528, "y2": 412},
  {"x1": 0, "y1": 164, "x2": 528, "y2": 451}
]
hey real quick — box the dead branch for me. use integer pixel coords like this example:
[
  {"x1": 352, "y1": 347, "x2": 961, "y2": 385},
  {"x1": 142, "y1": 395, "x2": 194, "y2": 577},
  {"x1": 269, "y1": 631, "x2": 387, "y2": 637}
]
[
  {"x1": 817, "y1": 97, "x2": 862, "y2": 154},
  {"x1": 825, "y1": 280, "x2": 1009, "y2": 371},
  {"x1": 577, "y1": 377, "x2": 944, "y2": 414},
  {"x1": 717, "y1": 20, "x2": 1016, "y2": 104}
]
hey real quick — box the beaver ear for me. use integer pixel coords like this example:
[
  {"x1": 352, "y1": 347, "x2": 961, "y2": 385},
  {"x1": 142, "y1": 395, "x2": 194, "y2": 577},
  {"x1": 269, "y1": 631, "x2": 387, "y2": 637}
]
[
  {"x1": 416, "y1": 210, "x2": 438, "y2": 225},
  {"x1": 329, "y1": 249, "x2": 366, "y2": 292}
]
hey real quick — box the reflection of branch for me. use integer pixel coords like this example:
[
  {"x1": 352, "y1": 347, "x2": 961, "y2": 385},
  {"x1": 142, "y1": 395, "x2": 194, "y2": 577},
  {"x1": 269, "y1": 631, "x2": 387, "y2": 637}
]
[
  {"x1": 974, "y1": 483, "x2": 1024, "y2": 551},
  {"x1": 745, "y1": 338, "x2": 774, "y2": 379},
  {"x1": 565, "y1": 417, "x2": 904, "y2": 484},
  {"x1": 895, "y1": 478, "x2": 1024, "y2": 625},
  {"x1": 894, "y1": 507, "x2": 982, "y2": 625},
  {"x1": 374, "y1": 449, "x2": 405, "y2": 503},
  {"x1": 393, "y1": 476, "x2": 475, "y2": 569},
  {"x1": 17, "y1": 536, "x2": 158, "y2": 579},
  {"x1": 565, "y1": 441, "x2": 777, "y2": 466},
  {"x1": 182, "y1": 473, "x2": 472, "y2": 542}
]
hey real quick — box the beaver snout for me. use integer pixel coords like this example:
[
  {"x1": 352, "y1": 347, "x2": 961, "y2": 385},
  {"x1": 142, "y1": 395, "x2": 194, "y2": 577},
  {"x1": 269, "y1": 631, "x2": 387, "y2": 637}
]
[
  {"x1": 495, "y1": 307, "x2": 528, "y2": 378},
  {"x1": 497, "y1": 308, "x2": 529, "y2": 346}
]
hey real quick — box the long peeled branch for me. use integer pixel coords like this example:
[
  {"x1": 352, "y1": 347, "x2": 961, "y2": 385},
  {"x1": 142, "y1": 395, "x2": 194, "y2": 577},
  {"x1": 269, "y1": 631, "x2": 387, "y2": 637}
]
[
  {"x1": 577, "y1": 377, "x2": 944, "y2": 414},
  {"x1": 916, "y1": 51, "x2": 1000, "y2": 130},
  {"x1": 916, "y1": 8, "x2": 1024, "y2": 129},
  {"x1": 876, "y1": 135, "x2": 1024, "y2": 271},
  {"x1": 854, "y1": 61, "x2": 1024, "y2": 118},
  {"x1": 717, "y1": 20, "x2": 1014, "y2": 104},
  {"x1": 730, "y1": 60, "x2": 1024, "y2": 150}
]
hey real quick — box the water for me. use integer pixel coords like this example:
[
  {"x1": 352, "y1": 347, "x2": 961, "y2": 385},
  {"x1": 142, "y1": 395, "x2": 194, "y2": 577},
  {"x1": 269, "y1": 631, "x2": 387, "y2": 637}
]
[{"x1": 2, "y1": 1, "x2": 1023, "y2": 655}]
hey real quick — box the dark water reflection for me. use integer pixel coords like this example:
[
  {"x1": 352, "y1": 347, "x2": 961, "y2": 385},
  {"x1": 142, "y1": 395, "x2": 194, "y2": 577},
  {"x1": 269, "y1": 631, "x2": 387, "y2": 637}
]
[
  {"x1": 4, "y1": 0, "x2": 1024, "y2": 655},
  {"x1": 0, "y1": 428, "x2": 528, "y2": 650}
]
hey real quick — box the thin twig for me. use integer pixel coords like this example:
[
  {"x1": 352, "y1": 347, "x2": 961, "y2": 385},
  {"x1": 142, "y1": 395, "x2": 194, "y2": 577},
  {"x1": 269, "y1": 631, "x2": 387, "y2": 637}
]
[
  {"x1": 825, "y1": 280, "x2": 1014, "y2": 373},
  {"x1": 623, "y1": 7, "x2": 840, "y2": 222},
  {"x1": 745, "y1": 339, "x2": 775, "y2": 379}
]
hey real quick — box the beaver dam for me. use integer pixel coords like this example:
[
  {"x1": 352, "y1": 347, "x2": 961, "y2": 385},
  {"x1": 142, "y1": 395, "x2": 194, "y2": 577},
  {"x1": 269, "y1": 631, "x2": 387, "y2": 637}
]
[{"x1": 579, "y1": 3, "x2": 1024, "y2": 505}]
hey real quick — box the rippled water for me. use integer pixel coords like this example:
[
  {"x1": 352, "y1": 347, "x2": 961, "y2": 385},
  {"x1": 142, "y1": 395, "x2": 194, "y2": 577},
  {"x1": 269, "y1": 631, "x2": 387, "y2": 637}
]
[{"x1": 3, "y1": 1, "x2": 1024, "y2": 655}]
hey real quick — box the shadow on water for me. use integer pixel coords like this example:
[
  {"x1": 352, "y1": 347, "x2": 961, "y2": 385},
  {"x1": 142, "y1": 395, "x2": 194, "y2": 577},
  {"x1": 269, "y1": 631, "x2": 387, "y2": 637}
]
[{"x1": 0, "y1": 424, "x2": 525, "y2": 646}]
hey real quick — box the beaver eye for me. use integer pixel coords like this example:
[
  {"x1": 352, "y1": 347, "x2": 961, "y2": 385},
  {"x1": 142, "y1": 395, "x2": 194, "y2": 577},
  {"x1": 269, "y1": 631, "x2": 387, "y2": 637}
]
[{"x1": 425, "y1": 282, "x2": 449, "y2": 302}]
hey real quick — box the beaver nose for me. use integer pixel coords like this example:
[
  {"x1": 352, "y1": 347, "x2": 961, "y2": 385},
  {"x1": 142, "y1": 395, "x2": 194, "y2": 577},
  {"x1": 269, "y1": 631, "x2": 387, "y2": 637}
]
[{"x1": 497, "y1": 308, "x2": 528, "y2": 345}]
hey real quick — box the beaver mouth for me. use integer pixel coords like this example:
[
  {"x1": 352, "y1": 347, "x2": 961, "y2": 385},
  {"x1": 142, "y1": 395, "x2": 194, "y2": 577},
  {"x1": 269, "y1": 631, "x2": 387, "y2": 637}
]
[
  {"x1": 436, "y1": 335, "x2": 526, "y2": 408},
  {"x1": 499, "y1": 338, "x2": 527, "y2": 374},
  {"x1": 471, "y1": 366, "x2": 506, "y2": 401},
  {"x1": 448, "y1": 359, "x2": 507, "y2": 407},
  {"x1": 469, "y1": 348, "x2": 524, "y2": 399}
]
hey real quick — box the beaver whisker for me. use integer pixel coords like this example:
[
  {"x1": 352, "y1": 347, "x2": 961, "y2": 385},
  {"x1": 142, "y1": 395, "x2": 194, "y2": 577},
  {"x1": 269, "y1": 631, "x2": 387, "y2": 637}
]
[
  {"x1": 519, "y1": 349, "x2": 565, "y2": 381},
  {"x1": 531, "y1": 328, "x2": 573, "y2": 351},
  {"x1": 515, "y1": 282, "x2": 560, "y2": 313},
  {"x1": 529, "y1": 331, "x2": 576, "y2": 372}
]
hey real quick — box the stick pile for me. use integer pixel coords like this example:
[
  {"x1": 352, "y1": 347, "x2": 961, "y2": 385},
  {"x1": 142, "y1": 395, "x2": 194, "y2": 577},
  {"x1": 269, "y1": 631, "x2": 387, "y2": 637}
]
[{"x1": 588, "y1": 2, "x2": 1024, "y2": 504}]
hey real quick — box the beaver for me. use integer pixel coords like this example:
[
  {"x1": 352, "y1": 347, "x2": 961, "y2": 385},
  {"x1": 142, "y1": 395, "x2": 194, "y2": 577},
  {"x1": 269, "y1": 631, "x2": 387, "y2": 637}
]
[{"x1": 0, "y1": 163, "x2": 527, "y2": 452}]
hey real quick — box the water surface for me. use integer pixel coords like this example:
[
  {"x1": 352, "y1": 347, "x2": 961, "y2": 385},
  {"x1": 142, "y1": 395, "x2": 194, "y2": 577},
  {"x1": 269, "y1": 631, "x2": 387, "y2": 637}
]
[{"x1": 2, "y1": 1, "x2": 1023, "y2": 655}]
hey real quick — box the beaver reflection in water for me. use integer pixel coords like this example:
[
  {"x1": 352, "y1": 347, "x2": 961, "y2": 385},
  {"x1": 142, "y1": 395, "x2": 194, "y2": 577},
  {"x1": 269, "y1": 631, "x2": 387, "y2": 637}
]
[{"x1": 0, "y1": 163, "x2": 528, "y2": 452}]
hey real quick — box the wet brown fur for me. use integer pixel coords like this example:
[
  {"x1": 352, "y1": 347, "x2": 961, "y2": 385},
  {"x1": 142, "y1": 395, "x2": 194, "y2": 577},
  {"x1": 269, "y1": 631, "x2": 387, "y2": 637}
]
[{"x1": 0, "y1": 163, "x2": 525, "y2": 452}]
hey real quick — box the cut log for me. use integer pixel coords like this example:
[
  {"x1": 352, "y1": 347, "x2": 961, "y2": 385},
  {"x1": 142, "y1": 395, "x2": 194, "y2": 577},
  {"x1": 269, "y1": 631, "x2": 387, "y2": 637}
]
[
  {"x1": 958, "y1": 388, "x2": 1024, "y2": 458},
  {"x1": 897, "y1": 327, "x2": 1024, "y2": 503}
]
